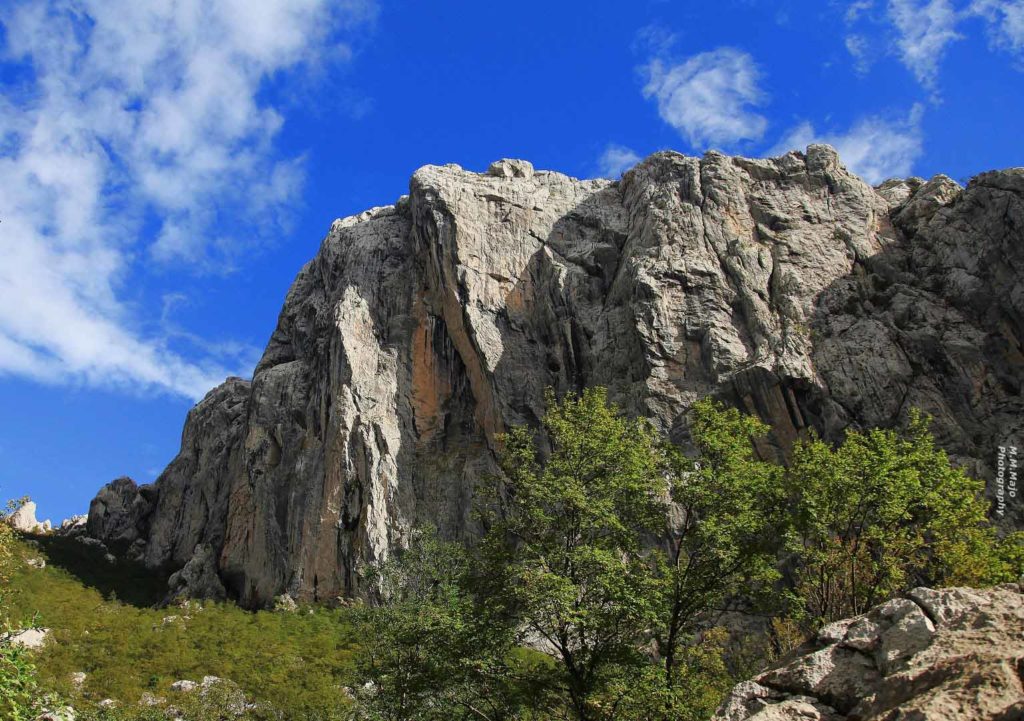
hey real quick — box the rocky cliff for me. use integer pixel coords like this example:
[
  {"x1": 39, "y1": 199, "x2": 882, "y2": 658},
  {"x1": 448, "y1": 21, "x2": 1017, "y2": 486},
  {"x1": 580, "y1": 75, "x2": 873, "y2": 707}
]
[
  {"x1": 713, "y1": 584, "x2": 1024, "y2": 720},
  {"x1": 86, "y1": 147, "x2": 1024, "y2": 607}
]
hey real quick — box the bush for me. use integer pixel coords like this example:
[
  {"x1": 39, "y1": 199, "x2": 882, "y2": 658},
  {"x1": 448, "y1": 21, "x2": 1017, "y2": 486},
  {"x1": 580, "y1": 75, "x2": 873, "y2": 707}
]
[
  {"x1": 784, "y1": 410, "x2": 1024, "y2": 629},
  {"x1": 0, "y1": 639, "x2": 42, "y2": 721}
]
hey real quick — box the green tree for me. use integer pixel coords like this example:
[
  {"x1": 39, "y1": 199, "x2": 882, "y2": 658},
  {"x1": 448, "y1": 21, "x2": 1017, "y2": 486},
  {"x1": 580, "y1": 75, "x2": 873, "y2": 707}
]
[
  {"x1": 651, "y1": 400, "x2": 785, "y2": 711},
  {"x1": 785, "y1": 410, "x2": 1024, "y2": 629},
  {"x1": 479, "y1": 387, "x2": 668, "y2": 721},
  {"x1": 353, "y1": 527, "x2": 532, "y2": 721},
  {"x1": 351, "y1": 393, "x2": 1022, "y2": 721}
]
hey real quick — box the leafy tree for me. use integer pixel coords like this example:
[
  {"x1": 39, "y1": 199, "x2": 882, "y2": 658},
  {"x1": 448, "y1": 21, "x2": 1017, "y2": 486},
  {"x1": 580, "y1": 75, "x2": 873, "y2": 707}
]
[
  {"x1": 785, "y1": 410, "x2": 1024, "y2": 629},
  {"x1": 479, "y1": 387, "x2": 668, "y2": 721},
  {"x1": 612, "y1": 627, "x2": 733, "y2": 721},
  {"x1": 352, "y1": 527, "x2": 532, "y2": 721},
  {"x1": 1, "y1": 497, "x2": 31, "y2": 616},
  {"x1": 651, "y1": 400, "x2": 785, "y2": 710},
  {"x1": 0, "y1": 644, "x2": 44, "y2": 721}
]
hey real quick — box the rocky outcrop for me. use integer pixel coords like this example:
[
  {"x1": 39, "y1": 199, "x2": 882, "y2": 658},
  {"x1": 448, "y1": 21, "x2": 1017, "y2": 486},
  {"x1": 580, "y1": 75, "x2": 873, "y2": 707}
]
[
  {"x1": 5, "y1": 500, "x2": 51, "y2": 534},
  {"x1": 87, "y1": 477, "x2": 154, "y2": 546},
  {"x1": 714, "y1": 584, "x2": 1024, "y2": 720},
  {"x1": 86, "y1": 148, "x2": 1024, "y2": 607},
  {"x1": 166, "y1": 543, "x2": 227, "y2": 602},
  {"x1": 88, "y1": 377, "x2": 250, "y2": 577},
  {"x1": 58, "y1": 515, "x2": 87, "y2": 535}
]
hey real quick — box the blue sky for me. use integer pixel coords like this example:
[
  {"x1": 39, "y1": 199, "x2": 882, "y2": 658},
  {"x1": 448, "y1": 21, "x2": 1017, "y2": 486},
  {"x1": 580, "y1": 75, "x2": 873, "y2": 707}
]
[{"x1": 1, "y1": 0, "x2": 1022, "y2": 523}]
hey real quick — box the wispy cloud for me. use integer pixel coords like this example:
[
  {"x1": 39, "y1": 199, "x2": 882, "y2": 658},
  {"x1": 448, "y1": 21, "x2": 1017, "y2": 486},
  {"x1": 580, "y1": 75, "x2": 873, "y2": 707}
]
[
  {"x1": 770, "y1": 105, "x2": 925, "y2": 184},
  {"x1": 845, "y1": 34, "x2": 874, "y2": 73},
  {"x1": 642, "y1": 47, "x2": 768, "y2": 149},
  {"x1": 845, "y1": 1, "x2": 1024, "y2": 92},
  {"x1": 972, "y1": 0, "x2": 1024, "y2": 58},
  {"x1": 887, "y1": 0, "x2": 964, "y2": 91},
  {"x1": 597, "y1": 144, "x2": 642, "y2": 178},
  {"x1": 847, "y1": 0, "x2": 877, "y2": 22},
  {"x1": 0, "y1": 0, "x2": 374, "y2": 400}
]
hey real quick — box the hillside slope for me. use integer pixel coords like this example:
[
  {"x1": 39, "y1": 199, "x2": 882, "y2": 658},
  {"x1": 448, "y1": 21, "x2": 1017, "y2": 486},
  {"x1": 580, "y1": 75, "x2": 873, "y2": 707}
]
[{"x1": 5, "y1": 536, "x2": 360, "y2": 715}]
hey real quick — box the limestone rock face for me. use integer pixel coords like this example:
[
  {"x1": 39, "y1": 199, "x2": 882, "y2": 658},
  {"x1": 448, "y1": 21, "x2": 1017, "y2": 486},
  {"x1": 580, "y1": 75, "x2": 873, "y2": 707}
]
[
  {"x1": 166, "y1": 543, "x2": 227, "y2": 602},
  {"x1": 713, "y1": 584, "x2": 1024, "y2": 721},
  {"x1": 85, "y1": 149, "x2": 1024, "y2": 607},
  {"x1": 5, "y1": 500, "x2": 51, "y2": 533},
  {"x1": 87, "y1": 477, "x2": 153, "y2": 545}
]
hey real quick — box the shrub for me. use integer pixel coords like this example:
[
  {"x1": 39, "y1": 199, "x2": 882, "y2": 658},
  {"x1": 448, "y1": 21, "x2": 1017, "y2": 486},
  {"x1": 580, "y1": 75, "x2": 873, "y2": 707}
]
[{"x1": 784, "y1": 410, "x2": 1024, "y2": 629}]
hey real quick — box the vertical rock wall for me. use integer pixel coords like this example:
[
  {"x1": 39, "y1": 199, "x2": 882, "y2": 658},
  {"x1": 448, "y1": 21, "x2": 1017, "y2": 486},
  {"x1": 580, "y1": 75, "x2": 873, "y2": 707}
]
[{"x1": 85, "y1": 149, "x2": 1024, "y2": 606}]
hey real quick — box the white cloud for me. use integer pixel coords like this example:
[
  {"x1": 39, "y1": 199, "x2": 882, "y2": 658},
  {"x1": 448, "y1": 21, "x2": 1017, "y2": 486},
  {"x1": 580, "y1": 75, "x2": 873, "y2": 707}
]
[
  {"x1": 887, "y1": 0, "x2": 964, "y2": 89},
  {"x1": 0, "y1": 0, "x2": 373, "y2": 399},
  {"x1": 769, "y1": 105, "x2": 925, "y2": 184},
  {"x1": 847, "y1": 0, "x2": 877, "y2": 22},
  {"x1": 642, "y1": 47, "x2": 768, "y2": 149},
  {"x1": 633, "y1": 24, "x2": 678, "y2": 56},
  {"x1": 597, "y1": 144, "x2": 642, "y2": 178},
  {"x1": 845, "y1": 34, "x2": 874, "y2": 73},
  {"x1": 971, "y1": 0, "x2": 1024, "y2": 56}
]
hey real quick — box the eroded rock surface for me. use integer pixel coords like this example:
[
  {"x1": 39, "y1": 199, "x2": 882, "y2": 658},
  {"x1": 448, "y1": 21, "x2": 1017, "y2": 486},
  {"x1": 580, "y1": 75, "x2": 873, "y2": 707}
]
[
  {"x1": 714, "y1": 584, "x2": 1024, "y2": 721},
  {"x1": 5, "y1": 500, "x2": 51, "y2": 533},
  {"x1": 85, "y1": 148, "x2": 1024, "y2": 607}
]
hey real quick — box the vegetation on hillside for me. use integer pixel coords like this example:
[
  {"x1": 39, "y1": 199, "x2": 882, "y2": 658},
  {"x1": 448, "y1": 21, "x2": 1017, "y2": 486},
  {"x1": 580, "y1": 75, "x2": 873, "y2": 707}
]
[
  {"x1": 2, "y1": 388, "x2": 1020, "y2": 721},
  {"x1": 353, "y1": 390, "x2": 1023, "y2": 721},
  {"x1": 0, "y1": 529, "x2": 361, "y2": 720}
]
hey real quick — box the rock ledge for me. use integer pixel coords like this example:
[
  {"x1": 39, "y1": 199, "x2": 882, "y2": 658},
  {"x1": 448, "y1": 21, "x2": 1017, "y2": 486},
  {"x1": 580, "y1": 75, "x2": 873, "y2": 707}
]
[{"x1": 714, "y1": 584, "x2": 1024, "y2": 721}]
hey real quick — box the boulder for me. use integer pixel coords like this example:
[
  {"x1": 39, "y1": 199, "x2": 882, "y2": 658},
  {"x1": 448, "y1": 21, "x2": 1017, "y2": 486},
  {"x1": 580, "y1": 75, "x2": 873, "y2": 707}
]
[
  {"x1": 714, "y1": 584, "x2": 1024, "y2": 720},
  {"x1": 57, "y1": 515, "x2": 88, "y2": 536},
  {"x1": 3, "y1": 627, "x2": 51, "y2": 650},
  {"x1": 86, "y1": 476, "x2": 154, "y2": 545},
  {"x1": 166, "y1": 543, "x2": 226, "y2": 602}
]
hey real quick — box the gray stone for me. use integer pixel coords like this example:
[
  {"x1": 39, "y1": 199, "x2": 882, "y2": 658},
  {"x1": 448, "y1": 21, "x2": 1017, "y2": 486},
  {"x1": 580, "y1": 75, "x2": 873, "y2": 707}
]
[
  {"x1": 87, "y1": 477, "x2": 154, "y2": 544},
  {"x1": 83, "y1": 150, "x2": 1024, "y2": 607},
  {"x1": 487, "y1": 158, "x2": 534, "y2": 179},
  {"x1": 3, "y1": 627, "x2": 51, "y2": 650},
  {"x1": 714, "y1": 585, "x2": 1024, "y2": 720},
  {"x1": 35, "y1": 706, "x2": 76, "y2": 721},
  {"x1": 57, "y1": 515, "x2": 87, "y2": 535},
  {"x1": 166, "y1": 543, "x2": 226, "y2": 602},
  {"x1": 273, "y1": 594, "x2": 298, "y2": 612},
  {"x1": 908, "y1": 585, "x2": 994, "y2": 625}
]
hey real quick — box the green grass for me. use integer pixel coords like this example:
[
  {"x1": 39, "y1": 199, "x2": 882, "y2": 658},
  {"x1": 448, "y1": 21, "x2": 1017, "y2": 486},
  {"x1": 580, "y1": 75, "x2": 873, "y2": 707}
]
[{"x1": 7, "y1": 535, "x2": 362, "y2": 718}]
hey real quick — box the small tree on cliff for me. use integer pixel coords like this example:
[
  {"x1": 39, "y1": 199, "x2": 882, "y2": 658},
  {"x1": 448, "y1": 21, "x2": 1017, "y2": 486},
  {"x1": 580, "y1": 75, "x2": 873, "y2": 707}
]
[{"x1": 352, "y1": 527, "x2": 534, "y2": 721}]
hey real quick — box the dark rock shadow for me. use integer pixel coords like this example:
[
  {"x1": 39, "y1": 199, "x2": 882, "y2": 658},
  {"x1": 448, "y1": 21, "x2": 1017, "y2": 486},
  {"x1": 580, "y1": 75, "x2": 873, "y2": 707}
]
[{"x1": 26, "y1": 532, "x2": 171, "y2": 608}]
